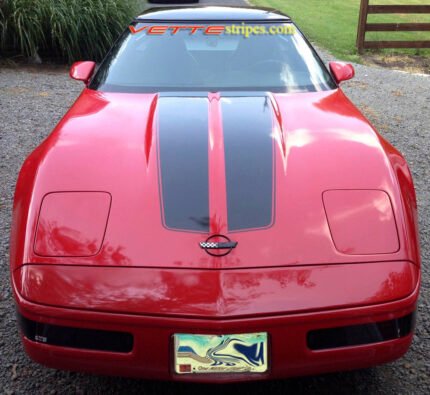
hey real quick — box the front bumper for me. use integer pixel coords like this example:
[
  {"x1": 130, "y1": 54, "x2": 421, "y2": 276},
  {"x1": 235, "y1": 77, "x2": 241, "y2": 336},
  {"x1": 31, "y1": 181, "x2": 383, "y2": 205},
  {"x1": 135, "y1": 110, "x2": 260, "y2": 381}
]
[{"x1": 13, "y1": 262, "x2": 420, "y2": 382}]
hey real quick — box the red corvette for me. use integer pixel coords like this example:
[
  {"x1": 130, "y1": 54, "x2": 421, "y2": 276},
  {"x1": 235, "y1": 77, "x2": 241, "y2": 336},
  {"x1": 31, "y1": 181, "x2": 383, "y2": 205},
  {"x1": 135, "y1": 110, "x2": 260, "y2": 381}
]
[{"x1": 10, "y1": 6, "x2": 420, "y2": 382}]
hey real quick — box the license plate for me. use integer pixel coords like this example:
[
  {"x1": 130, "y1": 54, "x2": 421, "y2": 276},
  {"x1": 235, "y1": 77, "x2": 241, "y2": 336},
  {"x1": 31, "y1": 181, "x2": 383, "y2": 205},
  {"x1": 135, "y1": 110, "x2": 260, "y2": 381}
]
[{"x1": 174, "y1": 332, "x2": 268, "y2": 374}]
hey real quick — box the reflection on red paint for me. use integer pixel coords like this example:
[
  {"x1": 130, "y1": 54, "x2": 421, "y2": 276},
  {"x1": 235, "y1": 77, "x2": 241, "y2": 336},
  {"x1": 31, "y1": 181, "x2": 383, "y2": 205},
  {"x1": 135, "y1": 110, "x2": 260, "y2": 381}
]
[
  {"x1": 17, "y1": 261, "x2": 416, "y2": 317},
  {"x1": 34, "y1": 192, "x2": 111, "y2": 257}
]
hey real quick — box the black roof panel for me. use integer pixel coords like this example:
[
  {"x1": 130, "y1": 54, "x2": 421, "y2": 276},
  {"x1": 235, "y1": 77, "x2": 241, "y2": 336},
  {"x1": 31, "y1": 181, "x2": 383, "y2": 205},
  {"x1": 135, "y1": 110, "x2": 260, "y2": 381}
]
[{"x1": 136, "y1": 6, "x2": 291, "y2": 22}]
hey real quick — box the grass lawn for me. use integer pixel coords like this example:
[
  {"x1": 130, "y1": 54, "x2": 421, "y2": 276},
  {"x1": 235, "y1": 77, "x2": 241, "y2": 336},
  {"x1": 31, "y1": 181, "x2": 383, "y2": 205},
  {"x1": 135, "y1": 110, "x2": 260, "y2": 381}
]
[{"x1": 250, "y1": 0, "x2": 430, "y2": 62}]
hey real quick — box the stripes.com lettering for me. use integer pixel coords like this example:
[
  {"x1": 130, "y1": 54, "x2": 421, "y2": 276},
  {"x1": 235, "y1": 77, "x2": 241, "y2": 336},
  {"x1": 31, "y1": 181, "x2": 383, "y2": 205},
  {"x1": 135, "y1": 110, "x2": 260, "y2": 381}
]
[{"x1": 129, "y1": 24, "x2": 296, "y2": 38}]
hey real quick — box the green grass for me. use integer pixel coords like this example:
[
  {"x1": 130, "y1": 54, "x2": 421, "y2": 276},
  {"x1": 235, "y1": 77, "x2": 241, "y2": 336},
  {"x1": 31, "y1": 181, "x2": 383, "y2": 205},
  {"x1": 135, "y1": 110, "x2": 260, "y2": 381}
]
[
  {"x1": 250, "y1": 0, "x2": 430, "y2": 62},
  {"x1": 0, "y1": 0, "x2": 140, "y2": 63}
]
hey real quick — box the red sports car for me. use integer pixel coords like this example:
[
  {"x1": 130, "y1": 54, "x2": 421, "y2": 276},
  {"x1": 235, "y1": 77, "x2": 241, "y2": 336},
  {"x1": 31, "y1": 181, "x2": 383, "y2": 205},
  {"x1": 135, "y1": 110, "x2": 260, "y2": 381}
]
[{"x1": 10, "y1": 6, "x2": 420, "y2": 382}]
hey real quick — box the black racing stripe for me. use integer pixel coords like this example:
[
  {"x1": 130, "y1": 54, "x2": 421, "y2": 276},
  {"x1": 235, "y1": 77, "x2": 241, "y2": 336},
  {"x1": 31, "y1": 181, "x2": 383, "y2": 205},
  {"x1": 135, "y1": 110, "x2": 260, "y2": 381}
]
[
  {"x1": 157, "y1": 97, "x2": 209, "y2": 232},
  {"x1": 222, "y1": 96, "x2": 274, "y2": 232}
]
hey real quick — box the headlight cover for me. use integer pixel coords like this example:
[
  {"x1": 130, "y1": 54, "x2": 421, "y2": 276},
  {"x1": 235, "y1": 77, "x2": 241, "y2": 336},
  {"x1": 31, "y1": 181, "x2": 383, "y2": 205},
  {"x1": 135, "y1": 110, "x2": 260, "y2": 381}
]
[
  {"x1": 323, "y1": 189, "x2": 399, "y2": 255},
  {"x1": 34, "y1": 191, "x2": 111, "y2": 257}
]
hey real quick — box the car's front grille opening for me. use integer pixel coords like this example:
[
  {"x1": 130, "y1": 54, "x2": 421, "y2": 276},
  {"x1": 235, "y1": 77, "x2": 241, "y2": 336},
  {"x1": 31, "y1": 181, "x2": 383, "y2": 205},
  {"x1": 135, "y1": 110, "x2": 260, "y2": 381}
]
[
  {"x1": 17, "y1": 313, "x2": 133, "y2": 353},
  {"x1": 307, "y1": 312, "x2": 415, "y2": 351}
]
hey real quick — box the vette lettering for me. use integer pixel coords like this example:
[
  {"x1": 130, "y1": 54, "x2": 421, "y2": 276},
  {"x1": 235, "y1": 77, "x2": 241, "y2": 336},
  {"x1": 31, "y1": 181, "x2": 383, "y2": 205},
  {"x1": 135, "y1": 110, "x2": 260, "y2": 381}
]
[{"x1": 130, "y1": 25, "x2": 225, "y2": 35}]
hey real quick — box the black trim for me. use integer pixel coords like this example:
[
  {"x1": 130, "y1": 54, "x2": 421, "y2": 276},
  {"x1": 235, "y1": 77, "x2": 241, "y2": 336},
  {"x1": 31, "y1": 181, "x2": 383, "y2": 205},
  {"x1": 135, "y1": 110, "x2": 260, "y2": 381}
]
[
  {"x1": 147, "y1": 0, "x2": 199, "y2": 4},
  {"x1": 18, "y1": 314, "x2": 133, "y2": 353},
  {"x1": 134, "y1": 19, "x2": 292, "y2": 23},
  {"x1": 307, "y1": 313, "x2": 415, "y2": 351},
  {"x1": 136, "y1": 6, "x2": 291, "y2": 22}
]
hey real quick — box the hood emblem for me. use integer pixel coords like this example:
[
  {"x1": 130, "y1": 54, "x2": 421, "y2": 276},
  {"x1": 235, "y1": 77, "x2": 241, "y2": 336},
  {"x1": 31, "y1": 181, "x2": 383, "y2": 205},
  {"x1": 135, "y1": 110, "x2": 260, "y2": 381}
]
[{"x1": 200, "y1": 234, "x2": 238, "y2": 257}]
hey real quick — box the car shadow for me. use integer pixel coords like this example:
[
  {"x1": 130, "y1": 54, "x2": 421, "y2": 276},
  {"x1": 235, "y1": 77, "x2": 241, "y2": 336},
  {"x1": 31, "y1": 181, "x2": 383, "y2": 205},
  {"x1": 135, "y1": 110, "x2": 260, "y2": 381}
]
[{"x1": 73, "y1": 367, "x2": 383, "y2": 394}]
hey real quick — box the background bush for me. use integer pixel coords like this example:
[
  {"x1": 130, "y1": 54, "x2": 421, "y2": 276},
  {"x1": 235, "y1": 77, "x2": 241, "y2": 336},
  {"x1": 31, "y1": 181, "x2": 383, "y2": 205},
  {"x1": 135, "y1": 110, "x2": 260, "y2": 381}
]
[{"x1": 0, "y1": 0, "x2": 139, "y2": 63}]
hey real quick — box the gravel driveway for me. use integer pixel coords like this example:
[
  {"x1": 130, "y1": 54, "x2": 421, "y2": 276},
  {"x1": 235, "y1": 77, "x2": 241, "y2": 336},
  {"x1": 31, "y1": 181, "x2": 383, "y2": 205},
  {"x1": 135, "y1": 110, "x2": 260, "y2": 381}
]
[{"x1": 1, "y1": 3, "x2": 429, "y2": 394}]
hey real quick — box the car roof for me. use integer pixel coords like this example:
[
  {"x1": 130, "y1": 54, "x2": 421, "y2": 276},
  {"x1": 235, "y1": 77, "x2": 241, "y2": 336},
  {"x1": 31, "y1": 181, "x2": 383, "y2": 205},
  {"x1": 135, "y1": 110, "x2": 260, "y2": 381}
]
[{"x1": 135, "y1": 6, "x2": 291, "y2": 22}]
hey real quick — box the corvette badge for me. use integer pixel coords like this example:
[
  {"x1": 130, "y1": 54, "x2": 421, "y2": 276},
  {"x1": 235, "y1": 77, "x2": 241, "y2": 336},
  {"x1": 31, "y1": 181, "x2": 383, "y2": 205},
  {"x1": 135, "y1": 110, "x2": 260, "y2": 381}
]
[{"x1": 199, "y1": 235, "x2": 238, "y2": 257}]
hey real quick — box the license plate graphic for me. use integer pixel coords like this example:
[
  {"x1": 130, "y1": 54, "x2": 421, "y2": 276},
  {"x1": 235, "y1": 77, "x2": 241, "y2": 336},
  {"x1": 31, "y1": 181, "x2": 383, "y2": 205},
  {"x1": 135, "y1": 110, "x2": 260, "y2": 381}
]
[{"x1": 174, "y1": 332, "x2": 268, "y2": 374}]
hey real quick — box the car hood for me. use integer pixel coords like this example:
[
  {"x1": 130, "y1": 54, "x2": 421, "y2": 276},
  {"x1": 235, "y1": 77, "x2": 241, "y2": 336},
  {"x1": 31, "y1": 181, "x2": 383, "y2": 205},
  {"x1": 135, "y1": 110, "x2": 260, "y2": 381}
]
[{"x1": 21, "y1": 88, "x2": 409, "y2": 269}]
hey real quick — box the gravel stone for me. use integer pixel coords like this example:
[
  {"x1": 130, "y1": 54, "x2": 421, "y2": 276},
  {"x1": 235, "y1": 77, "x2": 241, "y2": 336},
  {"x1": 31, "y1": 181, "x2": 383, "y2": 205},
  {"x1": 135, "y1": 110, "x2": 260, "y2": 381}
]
[{"x1": 0, "y1": 5, "x2": 429, "y2": 394}]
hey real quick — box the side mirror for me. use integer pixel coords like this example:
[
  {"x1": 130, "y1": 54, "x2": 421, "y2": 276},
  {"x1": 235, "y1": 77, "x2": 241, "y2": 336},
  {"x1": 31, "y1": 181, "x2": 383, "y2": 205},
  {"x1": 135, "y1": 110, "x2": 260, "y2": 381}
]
[
  {"x1": 70, "y1": 61, "x2": 96, "y2": 85},
  {"x1": 329, "y1": 61, "x2": 355, "y2": 84}
]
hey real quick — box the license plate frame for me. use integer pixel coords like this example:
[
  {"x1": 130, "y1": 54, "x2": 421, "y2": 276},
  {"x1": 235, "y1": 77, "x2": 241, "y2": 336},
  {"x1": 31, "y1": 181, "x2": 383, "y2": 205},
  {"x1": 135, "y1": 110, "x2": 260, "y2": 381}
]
[{"x1": 173, "y1": 332, "x2": 268, "y2": 375}]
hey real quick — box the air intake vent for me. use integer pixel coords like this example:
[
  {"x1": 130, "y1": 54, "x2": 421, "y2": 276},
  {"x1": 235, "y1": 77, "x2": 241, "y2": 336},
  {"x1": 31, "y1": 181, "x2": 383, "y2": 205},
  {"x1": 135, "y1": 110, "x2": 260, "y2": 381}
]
[
  {"x1": 307, "y1": 313, "x2": 415, "y2": 350},
  {"x1": 18, "y1": 313, "x2": 133, "y2": 353}
]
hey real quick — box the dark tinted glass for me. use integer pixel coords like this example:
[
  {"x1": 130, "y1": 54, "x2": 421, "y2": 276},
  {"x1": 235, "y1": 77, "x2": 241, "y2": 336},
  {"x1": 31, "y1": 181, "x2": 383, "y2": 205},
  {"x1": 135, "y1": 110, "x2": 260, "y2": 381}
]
[{"x1": 90, "y1": 23, "x2": 336, "y2": 93}]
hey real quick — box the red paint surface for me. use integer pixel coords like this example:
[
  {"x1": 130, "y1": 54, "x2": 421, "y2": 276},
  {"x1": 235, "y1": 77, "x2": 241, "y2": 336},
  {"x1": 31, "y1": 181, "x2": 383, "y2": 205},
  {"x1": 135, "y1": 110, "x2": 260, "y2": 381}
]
[
  {"x1": 16, "y1": 261, "x2": 417, "y2": 317},
  {"x1": 208, "y1": 92, "x2": 228, "y2": 237},
  {"x1": 15, "y1": 278, "x2": 418, "y2": 382},
  {"x1": 10, "y1": 83, "x2": 421, "y2": 380},
  {"x1": 329, "y1": 61, "x2": 355, "y2": 84},
  {"x1": 69, "y1": 61, "x2": 96, "y2": 84},
  {"x1": 9, "y1": 89, "x2": 421, "y2": 270}
]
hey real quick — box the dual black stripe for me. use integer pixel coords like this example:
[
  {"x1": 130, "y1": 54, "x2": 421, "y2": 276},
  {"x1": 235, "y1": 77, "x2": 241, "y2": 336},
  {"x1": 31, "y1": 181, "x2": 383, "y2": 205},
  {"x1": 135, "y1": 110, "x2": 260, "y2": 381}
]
[{"x1": 157, "y1": 95, "x2": 274, "y2": 233}]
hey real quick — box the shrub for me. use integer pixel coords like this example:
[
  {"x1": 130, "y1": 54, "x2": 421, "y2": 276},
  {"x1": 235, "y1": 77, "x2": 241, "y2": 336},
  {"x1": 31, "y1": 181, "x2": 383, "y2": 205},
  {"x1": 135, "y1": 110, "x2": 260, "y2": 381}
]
[{"x1": 0, "y1": 0, "x2": 139, "y2": 63}]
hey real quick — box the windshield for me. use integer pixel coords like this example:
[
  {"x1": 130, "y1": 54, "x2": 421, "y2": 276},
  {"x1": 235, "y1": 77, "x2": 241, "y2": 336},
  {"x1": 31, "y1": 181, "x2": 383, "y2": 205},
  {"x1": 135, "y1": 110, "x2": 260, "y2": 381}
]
[{"x1": 90, "y1": 22, "x2": 336, "y2": 93}]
